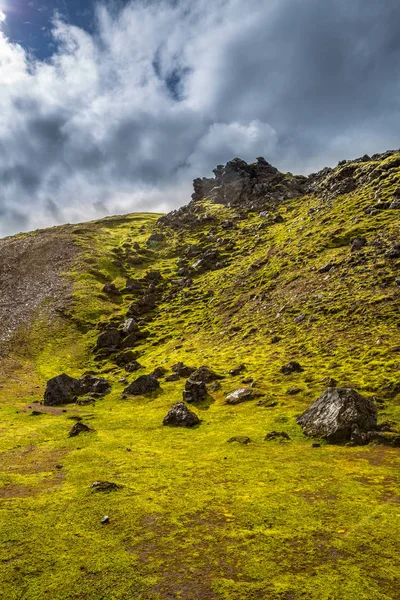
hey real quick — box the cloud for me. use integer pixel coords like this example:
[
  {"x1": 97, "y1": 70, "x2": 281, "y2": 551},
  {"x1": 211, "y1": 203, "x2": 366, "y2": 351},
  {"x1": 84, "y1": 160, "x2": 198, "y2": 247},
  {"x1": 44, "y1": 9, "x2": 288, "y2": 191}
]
[{"x1": 1, "y1": 0, "x2": 400, "y2": 236}]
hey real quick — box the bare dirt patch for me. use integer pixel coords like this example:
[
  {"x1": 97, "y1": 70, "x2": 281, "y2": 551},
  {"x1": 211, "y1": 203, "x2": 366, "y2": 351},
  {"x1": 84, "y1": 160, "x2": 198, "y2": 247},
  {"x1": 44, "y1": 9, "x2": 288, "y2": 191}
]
[{"x1": 0, "y1": 227, "x2": 79, "y2": 349}]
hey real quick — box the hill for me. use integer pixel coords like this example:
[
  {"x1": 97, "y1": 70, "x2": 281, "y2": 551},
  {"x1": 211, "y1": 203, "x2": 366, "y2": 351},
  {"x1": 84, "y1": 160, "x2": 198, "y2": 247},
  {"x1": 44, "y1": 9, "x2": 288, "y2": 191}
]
[{"x1": 0, "y1": 150, "x2": 399, "y2": 600}]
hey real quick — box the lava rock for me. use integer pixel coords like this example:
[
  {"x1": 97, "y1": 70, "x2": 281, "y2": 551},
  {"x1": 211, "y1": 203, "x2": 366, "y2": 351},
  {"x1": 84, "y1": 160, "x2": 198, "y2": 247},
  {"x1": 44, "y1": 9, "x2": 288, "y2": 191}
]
[
  {"x1": 90, "y1": 481, "x2": 122, "y2": 492},
  {"x1": 225, "y1": 388, "x2": 253, "y2": 405},
  {"x1": 125, "y1": 361, "x2": 143, "y2": 373},
  {"x1": 271, "y1": 336, "x2": 281, "y2": 344},
  {"x1": 114, "y1": 351, "x2": 140, "y2": 367},
  {"x1": 68, "y1": 422, "x2": 92, "y2": 437},
  {"x1": 96, "y1": 328, "x2": 121, "y2": 351},
  {"x1": 318, "y1": 262, "x2": 335, "y2": 274},
  {"x1": 165, "y1": 373, "x2": 180, "y2": 382},
  {"x1": 190, "y1": 365, "x2": 223, "y2": 383},
  {"x1": 183, "y1": 378, "x2": 207, "y2": 403},
  {"x1": 147, "y1": 233, "x2": 165, "y2": 244},
  {"x1": 229, "y1": 364, "x2": 246, "y2": 376},
  {"x1": 350, "y1": 237, "x2": 367, "y2": 252},
  {"x1": 124, "y1": 375, "x2": 160, "y2": 396},
  {"x1": 385, "y1": 244, "x2": 400, "y2": 259},
  {"x1": 79, "y1": 375, "x2": 111, "y2": 396},
  {"x1": 171, "y1": 362, "x2": 197, "y2": 377},
  {"x1": 227, "y1": 436, "x2": 252, "y2": 444},
  {"x1": 44, "y1": 373, "x2": 81, "y2": 406},
  {"x1": 163, "y1": 402, "x2": 200, "y2": 427},
  {"x1": 122, "y1": 318, "x2": 140, "y2": 335},
  {"x1": 296, "y1": 388, "x2": 377, "y2": 443},
  {"x1": 264, "y1": 431, "x2": 291, "y2": 441},
  {"x1": 103, "y1": 283, "x2": 120, "y2": 295},
  {"x1": 151, "y1": 367, "x2": 168, "y2": 379},
  {"x1": 281, "y1": 361, "x2": 304, "y2": 375}
]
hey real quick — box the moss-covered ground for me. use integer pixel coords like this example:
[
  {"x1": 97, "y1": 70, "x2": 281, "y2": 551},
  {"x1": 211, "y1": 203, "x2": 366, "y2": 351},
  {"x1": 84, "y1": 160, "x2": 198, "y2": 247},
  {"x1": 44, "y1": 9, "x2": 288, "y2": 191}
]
[{"x1": 0, "y1": 154, "x2": 400, "y2": 599}]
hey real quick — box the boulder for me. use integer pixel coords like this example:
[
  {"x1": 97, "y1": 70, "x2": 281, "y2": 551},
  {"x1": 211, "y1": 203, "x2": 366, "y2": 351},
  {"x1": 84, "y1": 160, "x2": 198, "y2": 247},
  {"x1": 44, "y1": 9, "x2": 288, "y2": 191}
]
[
  {"x1": 96, "y1": 328, "x2": 121, "y2": 351},
  {"x1": 183, "y1": 378, "x2": 207, "y2": 403},
  {"x1": 350, "y1": 237, "x2": 367, "y2": 252},
  {"x1": 125, "y1": 361, "x2": 143, "y2": 373},
  {"x1": 163, "y1": 402, "x2": 200, "y2": 427},
  {"x1": 124, "y1": 374, "x2": 160, "y2": 396},
  {"x1": 190, "y1": 365, "x2": 223, "y2": 383},
  {"x1": 281, "y1": 361, "x2": 304, "y2": 375},
  {"x1": 69, "y1": 422, "x2": 92, "y2": 437},
  {"x1": 79, "y1": 375, "x2": 111, "y2": 396},
  {"x1": 229, "y1": 364, "x2": 245, "y2": 376},
  {"x1": 151, "y1": 367, "x2": 168, "y2": 379},
  {"x1": 171, "y1": 362, "x2": 197, "y2": 377},
  {"x1": 225, "y1": 388, "x2": 253, "y2": 405},
  {"x1": 296, "y1": 388, "x2": 377, "y2": 443},
  {"x1": 122, "y1": 318, "x2": 140, "y2": 335},
  {"x1": 44, "y1": 374, "x2": 81, "y2": 406}
]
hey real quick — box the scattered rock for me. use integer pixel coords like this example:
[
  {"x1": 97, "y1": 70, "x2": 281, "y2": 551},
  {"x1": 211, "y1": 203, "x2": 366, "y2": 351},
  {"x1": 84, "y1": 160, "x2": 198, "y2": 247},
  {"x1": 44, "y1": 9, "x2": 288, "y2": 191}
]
[
  {"x1": 165, "y1": 373, "x2": 180, "y2": 382},
  {"x1": 242, "y1": 377, "x2": 254, "y2": 385},
  {"x1": 312, "y1": 443, "x2": 321, "y2": 448},
  {"x1": 264, "y1": 431, "x2": 291, "y2": 441},
  {"x1": 385, "y1": 244, "x2": 400, "y2": 259},
  {"x1": 287, "y1": 386, "x2": 302, "y2": 395},
  {"x1": 271, "y1": 335, "x2": 281, "y2": 344},
  {"x1": 79, "y1": 375, "x2": 111, "y2": 396},
  {"x1": 151, "y1": 367, "x2": 168, "y2": 379},
  {"x1": 227, "y1": 436, "x2": 252, "y2": 444},
  {"x1": 366, "y1": 431, "x2": 400, "y2": 447},
  {"x1": 229, "y1": 364, "x2": 246, "y2": 376},
  {"x1": 281, "y1": 361, "x2": 304, "y2": 375},
  {"x1": 90, "y1": 481, "x2": 122, "y2": 492},
  {"x1": 183, "y1": 378, "x2": 207, "y2": 403},
  {"x1": 294, "y1": 314, "x2": 306, "y2": 324},
  {"x1": 225, "y1": 388, "x2": 253, "y2": 405},
  {"x1": 103, "y1": 283, "x2": 120, "y2": 295},
  {"x1": 208, "y1": 380, "x2": 222, "y2": 392},
  {"x1": 350, "y1": 237, "x2": 367, "y2": 252},
  {"x1": 296, "y1": 388, "x2": 377, "y2": 443},
  {"x1": 101, "y1": 516, "x2": 110, "y2": 525},
  {"x1": 96, "y1": 328, "x2": 121, "y2": 351},
  {"x1": 44, "y1": 373, "x2": 81, "y2": 406},
  {"x1": 123, "y1": 318, "x2": 140, "y2": 335},
  {"x1": 318, "y1": 262, "x2": 335, "y2": 274},
  {"x1": 190, "y1": 365, "x2": 223, "y2": 383},
  {"x1": 147, "y1": 233, "x2": 165, "y2": 244},
  {"x1": 125, "y1": 361, "x2": 143, "y2": 373},
  {"x1": 171, "y1": 362, "x2": 197, "y2": 377},
  {"x1": 114, "y1": 350, "x2": 140, "y2": 367},
  {"x1": 69, "y1": 422, "x2": 92, "y2": 437},
  {"x1": 76, "y1": 397, "x2": 96, "y2": 406},
  {"x1": 124, "y1": 375, "x2": 160, "y2": 396},
  {"x1": 163, "y1": 402, "x2": 201, "y2": 427}
]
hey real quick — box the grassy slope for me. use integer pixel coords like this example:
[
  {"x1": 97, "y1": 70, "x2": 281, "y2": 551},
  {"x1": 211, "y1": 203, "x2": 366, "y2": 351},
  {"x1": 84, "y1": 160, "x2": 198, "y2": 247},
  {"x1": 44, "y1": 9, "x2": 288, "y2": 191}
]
[{"x1": 0, "y1": 155, "x2": 400, "y2": 599}]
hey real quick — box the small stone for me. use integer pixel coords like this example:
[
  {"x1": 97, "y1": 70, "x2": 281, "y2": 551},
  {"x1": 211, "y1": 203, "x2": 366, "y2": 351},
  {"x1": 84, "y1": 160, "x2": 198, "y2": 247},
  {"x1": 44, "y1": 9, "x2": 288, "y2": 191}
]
[
  {"x1": 287, "y1": 386, "x2": 302, "y2": 395},
  {"x1": 90, "y1": 481, "x2": 122, "y2": 493},
  {"x1": 225, "y1": 388, "x2": 253, "y2": 405},
  {"x1": 165, "y1": 373, "x2": 180, "y2": 382},
  {"x1": 68, "y1": 422, "x2": 92, "y2": 437},
  {"x1": 271, "y1": 336, "x2": 281, "y2": 344},
  {"x1": 229, "y1": 364, "x2": 246, "y2": 376},
  {"x1": 311, "y1": 443, "x2": 321, "y2": 448},
  {"x1": 101, "y1": 516, "x2": 110, "y2": 525},
  {"x1": 264, "y1": 431, "x2": 291, "y2": 441},
  {"x1": 350, "y1": 237, "x2": 367, "y2": 252},
  {"x1": 318, "y1": 262, "x2": 335, "y2": 274},
  {"x1": 281, "y1": 361, "x2": 304, "y2": 375},
  {"x1": 227, "y1": 436, "x2": 252, "y2": 444}
]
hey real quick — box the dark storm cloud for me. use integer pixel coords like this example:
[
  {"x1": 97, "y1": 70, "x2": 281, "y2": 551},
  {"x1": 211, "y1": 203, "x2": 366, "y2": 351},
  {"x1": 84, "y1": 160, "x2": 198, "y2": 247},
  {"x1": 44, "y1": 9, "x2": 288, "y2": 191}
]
[{"x1": 0, "y1": 0, "x2": 400, "y2": 236}]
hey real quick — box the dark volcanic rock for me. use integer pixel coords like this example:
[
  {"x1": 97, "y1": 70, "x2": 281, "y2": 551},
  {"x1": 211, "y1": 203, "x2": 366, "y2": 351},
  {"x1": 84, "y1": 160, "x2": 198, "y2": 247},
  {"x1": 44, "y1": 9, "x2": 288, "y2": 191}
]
[
  {"x1": 190, "y1": 365, "x2": 223, "y2": 383},
  {"x1": 264, "y1": 431, "x2": 291, "y2": 441},
  {"x1": 151, "y1": 367, "x2": 168, "y2": 379},
  {"x1": 296, "y1": 388, "x2": 377, "y2": 443},
  {"x1": 122, "y1": 318, "x2": 140, "y2": 335},
  {"x1": 385, "y1": 244, "x2": 400, "y2": 259},
  {"x1": 165, "y1": 373, "x2": 180, "y2": 382},
  {"x1": 229, "y1": 364, "x2": 246, "y2": 376},
  {"x1": 350, "y1": 237, "x2": 367, "y2": 252},
  {"x1": 114, "y1": 350, "x2": 140, "y2": 367},
  {"x1": 281, "y1": 361, "x2": 304, "y2": 375},
  {"x1": 163, "y1": 402, "x2": 200, "y2": 428},
  {"x1": 124, "y1": 374, "x2": 160, "y2": 396},
  {"x1": 225, "y1": 388, "x2": 253, "y2": 405},
  {"x1": 147, "y1": 233, "x2": 165, "y2": 244},
  {"x1": 44, "y1": 373, "x2": 81, "y2": 406},
  {"x1": 90, "y1": 481, "x2": 122, "y2": 492},
  {"x1": 103, "y1": 283, "x2": 120, "y2": 295},
  {"x1": 227, "y1": 436, "x2": 252, "y2": 444},
  {"x1": 171, "y1": 362, "x2": 197, "y2": 377},
  {"x1": 69, "y1": 422, "x2": 92, "y2": 437},
  {"x1": 96, "y1": 328, "x2": 121, "y2": 351},
  {"x1": 183, "y1": 378, "x2": 207, "y2": 403},
  {"x1": 79, "y1": 375, "x2": 111, "y2": 396}
]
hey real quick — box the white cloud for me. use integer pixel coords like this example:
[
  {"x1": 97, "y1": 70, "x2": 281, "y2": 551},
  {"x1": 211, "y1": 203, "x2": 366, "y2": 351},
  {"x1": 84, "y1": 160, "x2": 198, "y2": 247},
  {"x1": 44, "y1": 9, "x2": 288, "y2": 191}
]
[{"x1": 1, "y1": 0, "x2": 400, "y2": 236}]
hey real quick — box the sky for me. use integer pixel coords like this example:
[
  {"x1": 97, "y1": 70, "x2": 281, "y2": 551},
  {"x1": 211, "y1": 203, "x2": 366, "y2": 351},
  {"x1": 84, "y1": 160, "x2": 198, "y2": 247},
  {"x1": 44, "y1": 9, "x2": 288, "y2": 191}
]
[{"x1": 1, "y1": 0, "x2": 400, "y2": 237}]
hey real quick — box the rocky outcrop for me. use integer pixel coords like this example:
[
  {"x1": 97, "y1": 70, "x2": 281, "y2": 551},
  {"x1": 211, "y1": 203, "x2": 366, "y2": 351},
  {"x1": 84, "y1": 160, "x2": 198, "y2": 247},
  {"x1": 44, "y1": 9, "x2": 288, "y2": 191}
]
[
  {"x1": 183, "y1": 378, "x2": 207, "y2": 403},
  {"x1": 296, "y1": 388, "x2": 377, "y2": 443}
]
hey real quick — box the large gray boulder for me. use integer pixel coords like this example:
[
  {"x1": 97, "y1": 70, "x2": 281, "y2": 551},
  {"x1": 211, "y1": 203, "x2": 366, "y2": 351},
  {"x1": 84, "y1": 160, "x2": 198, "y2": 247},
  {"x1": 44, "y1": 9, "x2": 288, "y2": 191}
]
[
  {"x1": 44, "y1": 373, "x2": 81, "y2": 406},
  {"x1": 296, "y1": 388, "x2": 377, "y2": 443}
]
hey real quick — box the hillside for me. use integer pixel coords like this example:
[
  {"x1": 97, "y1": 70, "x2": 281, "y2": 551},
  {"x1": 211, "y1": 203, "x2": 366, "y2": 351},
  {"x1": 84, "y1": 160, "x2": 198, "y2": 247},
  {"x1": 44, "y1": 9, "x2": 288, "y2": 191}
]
[{"x1": 0, "y1": 150, "x2": 400, "y2": 600}]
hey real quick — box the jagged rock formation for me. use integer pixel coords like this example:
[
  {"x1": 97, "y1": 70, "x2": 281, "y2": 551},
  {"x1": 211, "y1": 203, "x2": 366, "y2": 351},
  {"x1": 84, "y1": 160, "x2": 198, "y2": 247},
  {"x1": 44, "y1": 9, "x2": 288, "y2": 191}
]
[{"x1": 297, "y1": 388, "x2": 378, "y2": 443}]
